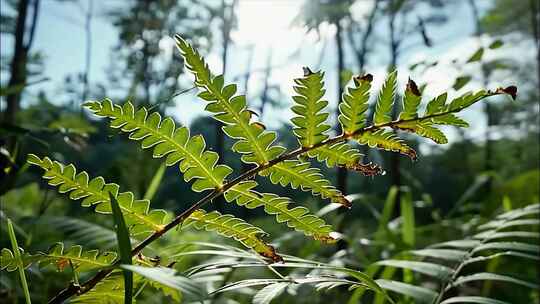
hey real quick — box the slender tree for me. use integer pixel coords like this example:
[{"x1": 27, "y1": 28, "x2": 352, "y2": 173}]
[{"x1": 3, "y1": 0, "x2": 41, "y2": 125}]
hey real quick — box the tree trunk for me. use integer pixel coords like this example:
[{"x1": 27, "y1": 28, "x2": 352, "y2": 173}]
[
  {"x1": 259, "y1": 51, "x2": 272, "y2": 118},
  {"x1": 335, "y1": 20, "x2": 348, "y2": 194},
  {"x1": 530, "y1": 0, "x2": 540, "y2": 91},
  {"x1": 468, "y1": 0, "x2": 494, "y2": 192},
  {"x1": 81, "y1": 0, "x2": 94, "y2": 109},
  {"x1": 388, "y1": 4, "x2": 401, "y2": 208},
  {"x1": 4, "y1": 0, "x2": 32, "y2": 125}
]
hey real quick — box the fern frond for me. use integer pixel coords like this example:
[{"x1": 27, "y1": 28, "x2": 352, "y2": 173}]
[
  {"x1": 373, "y1": 70, "x2": 397, "y2": 125},
  {"x1": 369, "y1": 203, "x2": 539, "y2": 304},
  {"x1": 290, "y1": 68, "x2": 331, "y2": 147},
  {"x1": 355, "y1": 129, "x2": 417, "y2": 160},
  {"x1": 175, "y1": 35, "x2": 284, "y2": 165},
  {"x1": 176, "y1": 35, "x2": 348, "y2": 204},
  {"x1": 84, "y1": 100, "x2": 232, "y2": 192},
  {"x1": 1, "y1": 243, "x2": 115, "y2": 273},
  {"x1": 185, "y1": 210, "x2": 283, "y2": 262},
  {"x1": 339, "y1": 74, "x2": 372, "y2": 135},
  {"x1": 27, "y1": 154, "x2": 167, "y2": 235},
  {"x1": 261, "y1": 160, "x2": 351, "y2": 207},
  {"x1": 225, "y1": 181, "x2": 335, "y2": 242}
]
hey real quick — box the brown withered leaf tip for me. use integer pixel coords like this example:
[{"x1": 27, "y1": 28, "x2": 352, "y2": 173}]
[
  {"x1": 246, "y1": 109, "x2": 260, "y2": 118},
  {"x1": 302, "y1": 67, "x2": 314, "y2": 77},
  {"x1": 252, "y1": 122, "x2": 266, "y2": 131},
  {"x1": 336, "y1": 196, "x2": 353, "y2": 209},
  {"x1": 407, "y1": 78, "x2": 421, "y2": 96},
  {"x1": 496, "y1": 86, "x2": 517, "y2": 100},
  {"x1": 354, "y1": 73, "x2": 373, "y2": 86},
  {"x1": 260, "y1": 246, "x2": 284, "y2": 263},
  {"x1": 315, "y1": 234, "x2": 337, "y2": 243},
  {"x1": 406, "y1": 149, "x2": 418, "y2": 161},
  {"x1": 348, "y1": 162, "x2": 385, "y2": 177}
]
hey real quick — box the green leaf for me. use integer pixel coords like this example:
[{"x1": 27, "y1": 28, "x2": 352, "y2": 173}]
[
  {"x1": 290, "y1": 68, "x2": 331, "y2": 147},
  {"x1": 478, "y1": 219, "x2": 539, "y2": 231},
  {"x1": 430, "y1": 113, "x2": 469, "y2": 128},
  {"x1": 339, "y1": 74, "x2": 372, "y2": 134},
  {"x1": 43, "y1": 243, "x2": 116, "y2": 272},
  {"x1": 464, "y1": 251, "x2": 539, "y2": 265},
  {"x1": 472, "y1": 242, "x2": 540, "y2": 254},
  {"x1": 84, "y1": 100, "x2": 232, "y2": 192},
  {"x1": 409, "y1": 249, "x2": 468, "y2": 262},
  {"x1": 375, "y1": 186, "x2": 399, "y2": 241},
  {"x1": 72, "y1": 273, "x2": 128, "y2": 303},
  {"x1": 6, "y1": 218, "x2": 32, "y2": 304},
  {"x1": 446, "y1": 90, "x2": 489, "y2": 112},
  {"x1": 253, "y1": 282, "x2": 289, "y2": 304},
  {"x1": 453, "y1": 76, "x2": 472, "y2": 90},
  {"x1": 473, "y1": 231, "x2": 539, "y2": 240},
  {"x1": 110, "y1": 193, "x2": 133, "y2": 304},
  {"x1": 452, "y1": 272, "x2": 537, "y2": 289},
  {"x1": 498, "y1": 204, "x2": 539, "y2": 220},
  {"x1": 143, "y1": 163, "x2": 166, "y2": 200},
  {"x1": 374, "y1": 70, "x2": 398, "y2": 124},
  {"x1": 27, "y1": 154, "x2": 167, "y2": 236},
  {"x1": 355, "y1": 129, "x2": 417, "y2": 160},
  {"x1": 1, "y1": 248, "x2": 36, "y2": 272},
  {"x1": 430, "y1": 240, "x2": 481, "y2": 249},
  {"x1": 175, "y1": 35, "x2": 284, "y2": 165},
  {"x1": 425, "y1": 93, "x2": 447, "y2": 115},
  {"x1": 467, "y1": 47, "x2": 484, "y2": 63},
  {"x1": 398, "y1": 78, "x2": 422, "y2": 120},
  {"x1": 375, "y1": 260, "x2": 453, "y2": 280},
  {"x1": 376, "y1": 279, "x2": 437, "y2": 303},
  {"x1": 121, "y1": 265, "x2": 204, "y2": 301},
  {"x1": 308, "y1": 143, "x2": 361, "y2": 168},
  {"x1": 441, "y1": 296, "x2": 510, "y2": 304},
  {"x1": 225, "y1": 181, "x2": 336, "y2": 242},
  {"x1": 261, "y1": 160, "x2": 350, "y2": 207},
  {"x1": 185, "y1": 210, "x2": 283, "y2": 262},
  {"x1": 400, "y1": 189, "x2": 415, "y2": 246},
  {"x1": 488, "y1": 40, "x2": 504, "y2": 49}
]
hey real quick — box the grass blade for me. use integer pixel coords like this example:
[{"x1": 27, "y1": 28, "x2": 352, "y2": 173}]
[
  {"x1": 7, "y1": 218, "x2": 32, "y2": 304},
  {"x1": 400, "y1": 188, "x2": 415, "y2": 247},
  {"x1": 109, "y1": 192, "x2": 133, "y2": 304},
  {"x1": 143, "y1": 163, "x2": 166, "y2": 200}
]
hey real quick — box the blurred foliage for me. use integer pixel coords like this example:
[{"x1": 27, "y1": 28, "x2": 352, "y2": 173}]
[{"x1": 1, "y1": 0, "x2": 538, "y2": 303}]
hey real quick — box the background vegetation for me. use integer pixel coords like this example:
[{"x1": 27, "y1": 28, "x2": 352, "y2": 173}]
[{"x1": 1, "y1": 0, "x2": 538, "y2": 303}]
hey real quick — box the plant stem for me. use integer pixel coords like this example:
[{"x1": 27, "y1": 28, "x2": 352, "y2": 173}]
[
  {"x1": 7, "y1": 218, "x2": 32, "y2": 304},
  {"x1": 47, "y1": 92, "x2": 506, "y2": 303}
]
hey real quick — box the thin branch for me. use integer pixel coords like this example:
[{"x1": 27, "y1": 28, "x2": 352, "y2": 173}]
[
  {"x1": 47, "y1": 91, "x2": 506, "y2": 303},
  {"x1": 24, "y1": 0, "x2": 40, "y2": 52}
]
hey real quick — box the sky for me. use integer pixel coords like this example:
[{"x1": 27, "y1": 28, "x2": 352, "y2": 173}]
[{"x1": 1, "y1": 0, "x2": 522, "y2": 146}]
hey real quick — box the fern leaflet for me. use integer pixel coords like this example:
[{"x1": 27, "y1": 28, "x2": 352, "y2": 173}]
[
  {"x1": 1, "y1": 243, "x2": 116, "y2": 273},
  {"x1": 373, "y1": 70, "x2": 397, "y2": 125},
  {"x1": 84, "y1": 100, "x2": 232, "y2": 192},
  {"x1": 339, "y1": 74, "x2": 372, "y2": 135},
  {"x1": 290, "y1": 68, "x2": 331, "y2": 147},
  {"x1": 27, "y1": 154, "x2": 167, "y2": 235},
  {"x1": 185, "y1": 210, "x2": 283, "y2": 262},
  {"x1": 262, "y1": 160, "x2": 351, "y2": 207},
  {"x1": 355, "y1": 129, "x2": 417, "y2": 160},
  {"x1": 225, "y1": 181, "x2": 335, "y2": 242}
]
